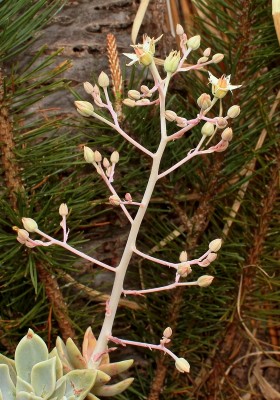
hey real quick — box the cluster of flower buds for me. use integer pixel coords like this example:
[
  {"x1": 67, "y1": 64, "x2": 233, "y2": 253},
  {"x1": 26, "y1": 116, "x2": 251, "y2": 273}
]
[
  {"x1": 177, "y1": 251, "x2": 192, "y2": 278},
  {"x1": 122, "y1": 85, "x2": 154, "y2": 108},
  {"x1": 176, "y1": 24, "x2": 224, "y2": 66},
  {"x1": 164, "y1": 109, "x2": 189, "y2": 129},
  {"x1": 15, "y1": 228, "x2": 35, "y2": 248},
  {"x1": 14, "y1": 218, "x2": 39, "y2": 248},
  {"x1": 160, "y1": 327, "x2": 172, "y2": 346},
  {"x1": 84, "y1": 146, "x2": 120, "y2": 182},
  {"x1": 197, "y1": 238, "x2": 222, "y2": 269},
  {"x1": 83, "y1": 72, "x2": 110, "y2": 109}
]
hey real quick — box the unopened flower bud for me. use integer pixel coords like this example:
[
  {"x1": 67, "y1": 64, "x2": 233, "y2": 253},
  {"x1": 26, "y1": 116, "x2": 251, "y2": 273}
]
[
  {"x1": 201, "y1": 122, "x2": 215, "y2": 137},
  {"x1": 175, "y1": 358, "x2": 190, "y2": 373},
  {"x1": 178, "y1": 262, "x2": 192, "y2": 277},
  {"x1": 59, "y1": 203, "x2": 68, "y2": 217},
  {"x1": 128, "y1": 90, "x2": 141, "y2": 100},
  {"x1": 227, "y1": 105, "x2": 240, "y2": 119},
  {"x1": 125, "y1": 193, "x2": 132, "y2": 202},
  {"x1": 197, "y1": 56, "x2": 208, "y2": 64},
  {"x1": 187, "y1": 35, "x2": 201, "y2": 50},
  {"x1": 197, "y1": 275, "x2": 214, "y2": 287},
  {"x1": 98, "y1": 71, "x2": 110, "y2": 88},
  {"x1": 17, "y1": 229, "x2": 29, "y2": 243},
  {"x1": 135, "y1": 99, "x2": 150, "y2": 105},
  {"x1": 84, "y1": 146, "x2": 95, "y2": 163},
  {"x1": 83, "y1": 82, "x2": 94, "y2": 94},
  {"x1": 22, "y1": 217, "x2": 38, "y2": 233},
  {"x1": 103, "y1": 157, "x2": 110, "y2": 169},
  {"x1": 164, "y1": 50, "x2": 181, "y2": 73},
  {"x1": 206, "y1": 252, "x2": 218, "y2": 262},
  {"x1": 212, "y1": 53, "x2": 224, "y2": 63},
  {"x1": 203, "y1": 47, "x2": 211, "y2": 57},
  {"x1": 110, "y1": 151, "x2": 119, "y2": 164},
  {"x1": 75, "y1": 101, "x2": 94, "y2": 117},
  {"x1": 197, "y1": 93, "x2": 212, "y2": 110},
  {"x1": 163, "y1": 327, "x2": 172, "y2": 338},
  {"x1": 140, "y1": 85, "x2": 150, "y2": 95},
  {"x1": 209, "y1": 238, "x2": 222, "y2": 252},
  {"x1": 94, "y1": 150, "x2": 102, "y2": 163},
  {"x1": 215, "y1": 117, "x2": 228, "y2": 129},
  {"x1": 165, "y1": 110, "x2": 177, "y2": 122},
  {"x1": 123, "y1": 98, "x2": 136, "y2": 107},
  {"x1": 176, "y1": 24, "x2": 184, "y2": 35},
  {"x1": 109, "y1": 195, "x2": 121, "y2": 206},
  {"x1": 179, "y1": 251, "x2": 188, "y2": 262},
  {"x1": 221, "y1": 127, "x2": 233, "y2": 141}
]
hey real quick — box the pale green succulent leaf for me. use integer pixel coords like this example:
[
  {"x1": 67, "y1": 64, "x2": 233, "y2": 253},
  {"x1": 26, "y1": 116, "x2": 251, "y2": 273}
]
[
  {"x1": 64, "y1": 370, "x2": 97, "y2": 400},
  {"x1": 16, "y1": 391, "x2": 43, "y2": 400},
  {"x1": 16, "y1": 377, "x2": 33, "y2": 393},
  {"x1": 31, "y1": 357, "x2": 56, "y2": 399},
  {"x1": 0, "y1": 364, "x2": 16, "y2": 400},
  {"x1": 98, "y1": 359, "x2": 134, "y2": 377},
  {"x1": 15, "y1": 329, "x2": 48, "y2": 383},
  {"x1": 93, "y1": 377, "x2": 134, "y2": 397},
  {"x1": 51, "y1": 378, "x2": 66, "y2": 400},
  {"x1": 55, "y1": 338, "x2": 72, "y2": 374},
  {"x1": 65, "y1": 339, "x2": 87, "y2": 370},
  {"x1": 0, "y1": 388, "x2": 3, "y2": 400},
  {"x1": 49, "y1": 349, "x2": 63, "y2": 380},
  {"x1": 91, "y1": 371, "x2": 110, "y2": 387},
  {"x1": 0, "y1": 354, "x2": 17, "y2": 385}
]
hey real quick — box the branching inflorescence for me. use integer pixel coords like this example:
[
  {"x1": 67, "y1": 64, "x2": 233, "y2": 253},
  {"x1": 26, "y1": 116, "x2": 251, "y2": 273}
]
[{"x1": 14, "y1": 25, "x2": 241, "y2": 393}]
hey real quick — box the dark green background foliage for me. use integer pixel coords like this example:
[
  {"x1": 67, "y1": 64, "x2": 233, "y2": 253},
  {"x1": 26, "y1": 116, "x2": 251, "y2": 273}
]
[{"x1": 0, "y1": 1, "x2": 279, "y2": 399}]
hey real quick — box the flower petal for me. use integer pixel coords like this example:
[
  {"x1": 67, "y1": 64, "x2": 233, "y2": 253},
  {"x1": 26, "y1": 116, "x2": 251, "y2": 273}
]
[{"x1": 208, "y1": 71, "x2": 218, "y2": 85}]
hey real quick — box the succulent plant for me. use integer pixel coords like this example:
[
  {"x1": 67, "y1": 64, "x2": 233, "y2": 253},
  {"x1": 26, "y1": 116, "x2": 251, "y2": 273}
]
[
  {"x1": 0, "y1": 329, "x2": 96, "y2": 400},
  {"x1": 55, "y1": 327, "x2": 134, "y2": 399}
]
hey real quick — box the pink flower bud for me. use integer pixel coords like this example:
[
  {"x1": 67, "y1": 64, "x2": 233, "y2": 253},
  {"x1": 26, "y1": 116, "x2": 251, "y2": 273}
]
[
  {"x1": 163, "y1": 327, "x2": 172, "y2": 338},
  {"x1": 206, "y1": 252, "x2": 218, "y2": 262}
]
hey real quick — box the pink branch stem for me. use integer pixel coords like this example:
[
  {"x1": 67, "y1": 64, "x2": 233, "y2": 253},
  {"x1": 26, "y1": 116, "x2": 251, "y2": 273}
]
[
  {"x1": 123, "y1": 280, "x2": 198, "y2": 295},
  {"x1": 157, "y1": 146, "x2": 214, "y2": 180},
  {"x1": 133, "y1": 246, "x2": 178, "y2": 270},
  {"x1": 34, "y1": 228, "x2": 116, "y2": 272},
  {"x1": 108, "y1": 335, "x2": 179, "y2": 362}
]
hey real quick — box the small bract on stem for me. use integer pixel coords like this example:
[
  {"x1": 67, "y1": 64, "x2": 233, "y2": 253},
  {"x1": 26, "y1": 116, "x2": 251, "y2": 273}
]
[{"x1": 13, "y1": 24, "x2": 241, "y2": 396}]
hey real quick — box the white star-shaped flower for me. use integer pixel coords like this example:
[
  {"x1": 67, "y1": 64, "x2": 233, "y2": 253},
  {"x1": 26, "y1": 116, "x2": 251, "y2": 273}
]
[
  {"x1": 208, "y1": 72, "x2": 241, "y2": 98},
  {"x1": 123, "y1": 34, "x2": 162, "y2": 67}
]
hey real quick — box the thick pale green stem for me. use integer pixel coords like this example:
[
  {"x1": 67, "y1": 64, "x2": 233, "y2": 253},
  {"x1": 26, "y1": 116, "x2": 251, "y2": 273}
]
[{"x1": 90, "y1": 64, "x2": 168, "y2": 367}]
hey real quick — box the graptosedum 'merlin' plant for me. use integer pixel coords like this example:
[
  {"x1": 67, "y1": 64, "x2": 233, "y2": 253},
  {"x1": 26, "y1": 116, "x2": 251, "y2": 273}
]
[
  {"x1": 3, "y1": 25, "x2": 241, "y2": 398},
  {"x1": 0, "y1": 328, "x2": 97, "y2": 400}
]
